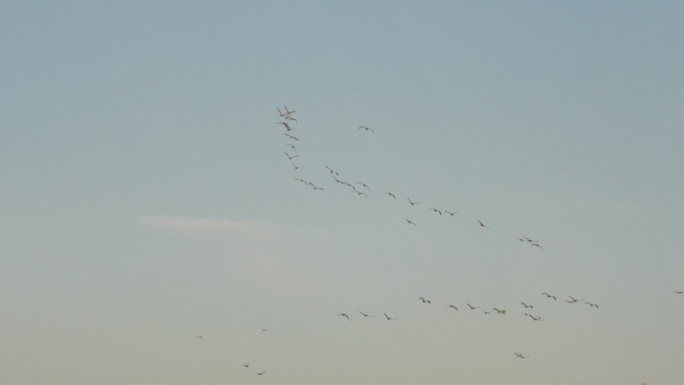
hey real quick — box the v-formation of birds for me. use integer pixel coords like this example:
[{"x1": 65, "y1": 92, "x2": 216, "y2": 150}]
[
  {"x1": 261, "y1": 106, "x2": 680, "y2": 375},
  {"x1": 276, "y1": 106, "x2": 545, "y2": 252}
]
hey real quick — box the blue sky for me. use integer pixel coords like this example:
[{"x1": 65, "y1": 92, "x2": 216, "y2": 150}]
[{"x1": 1, "y1": 1, "x2": 683, "y2": 384}]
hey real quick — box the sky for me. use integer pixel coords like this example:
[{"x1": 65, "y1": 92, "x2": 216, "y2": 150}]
[{"x1": 1, "y1": 1, "x2": 683, "y2": 384}]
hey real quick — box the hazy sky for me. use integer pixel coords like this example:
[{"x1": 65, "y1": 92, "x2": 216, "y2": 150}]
[{"x1": 1, "y1": 2, "x2": 683, "y2": 384}]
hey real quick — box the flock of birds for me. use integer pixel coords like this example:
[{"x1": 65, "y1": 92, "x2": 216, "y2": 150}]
[
  {"x1": 213, "y1": 106, "x2": 682, "y2": 381},
  {"x1": 276, "y1": 106, "x2": 548, "y2": 254}
]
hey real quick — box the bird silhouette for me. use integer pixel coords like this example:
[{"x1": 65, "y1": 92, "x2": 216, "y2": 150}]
[
  {"x1": 276, "y1": 122, "x2": 294, "y2": 131},
  {"x1": 477, "y1": 220, "x2": 490, "y2": 228},
  {"x1": 447, "y1": 305, "x2": 459, "y2": 311},
  {"x1": 419, "y1": 296, "x2": 431, "y2": 304},
  {"x1": 290, "y1": 161, "x2": 304, "y2": 170},
  {"x1": 283, "y1": 151, "x2": 299, "y2": 160},
  {"x1": 358, "y1": 126, "x2": 374, "y2": 133},
  {"x1": 467, "y1": 303, "x2": 479, "y2": 310},
  {"x1": 359, "y1": 311, "x2": 375, "y2": 318},
  {"x1": 385, "y1": 192, "x2": 396, "y2": 199},
  {"x1": 384, "y1": 312, "x2": 397, "y2": 320},
  {"x1": 338, "y1": 313, "x2": 350, "y2": 320},
  {"x1": 542, "y1": 292, "x2": 557, "y2": 300},
  {"x1": 445, "y1": 210, "x2": 459, "y2": 216},
  {"x1": 429, "y1": 208, "x2": 442, "y2": 215},
  {"x1": 284, "y1": 132, "x2": 300, "y2": 141},
  {"x1": 256, "y1": 371, "x2": 266, "y2": 376},
  {"x1": 407, "y1": 198, "x2": 419, "y2": 206},
  {"x1": 520, "y1": 302, "x2": 534, "y2": 309},
  {"x1": 403, "y1": 218, "x2": 417, "y2": 226},
  {"x1": 674, "y1": 290, "x2": 683, "y2": 294}
]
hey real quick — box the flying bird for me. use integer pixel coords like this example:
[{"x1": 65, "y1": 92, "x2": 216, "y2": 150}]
[
  {"x1": 520, "y1": 302, "x2": 534, "y2": 309},
  {"x1": 284, "y1": 106, "x2": 296, "y2": 115},
  {"x1": 514, "y1": 352, "x2": 529, "y2": 359},
  {"x1": 447, "y1": 305, "x2": 459, "y2": 311},
  {"x1": 384, "y1": 312, "x2": 397, "y2": 320},
  {"x1": 357, "y1": 182, "x2": 371, "y2": 190},
  {"x1": 338, "y1": 313, "x2": 350, "y2": 320},
  {"x1": 585, "y1": 302, "x2": 599, "y2": 309},
  {"x1": 444, "y1": 210, "x2": 459, "y2": 216},
  {"x1": 566, "y1": 295, "x2": 583, "y2": 303},
  {"x1": 477, "y1": 220, "x2": 490, "y2": 228},
  {"x1": 403, "y1": 218, "x2": 417, "y2": 226},
  {"x1": 276, "y1": 122, "x2": 294, "y2": 131},
  {"x1": 429, "y1": 208, "x2": 442, "y2": 215},
  {"x1": 284, "y1": 116, "x2": 298, "y2": 122},
  {"x1": 407, "y1": 198, "x2": 419, "y2": 206},
  {"x1": 542, "y1": 292, "x2": 557, "y2": 300},
  {"x1": 674, "y1": 290, "x2": 683, "y2": 294},
  {"x1": 385, "y1": 192, "x2": 396, "y2": 199},
  {"x1": 285, "y1": 143, "x2": 297, "y2": 152},
  {"x1": 419, "y1": 297, "x2": 431, "y2": 304},
  {"x1": 290, "y1": 161, "x2": 304, "y2": 170},
  {"x1": 256, "y1": 371, "x2": 266, "y2": 376},
  {"x1": 242, "y1": 364, "x2": 250, "y2": 368},
  {"x1": 283, "y1": 151, "x2": 299, "y2": 160},
  {"x1": 359, "y1": 311, "x2": 375, "y2": 318},
  {"x1": 358, "y1": 126, "x2": 374, "y2": 133},
  {"x1": 284, "y1": 132, "x2": 300, "y2": 141},
  {"x1": 467, "y1": 303, "x2": 479, "y2": 310}
]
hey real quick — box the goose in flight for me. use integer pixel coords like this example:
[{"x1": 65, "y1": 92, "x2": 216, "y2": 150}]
[
  {"x1": 242, "y1": 363, "x2": 250, "y2": 368},
  {"x1": 358, "y1": 126, "x2": 374, "y2": 133},
  {"x1": 520, "y1": 302, "x2": 534, "y2": 309},
  {"x1": 407, "y1": 198, "x2": 419, "y2": 206},
  {"x1": 384, "y1": 312, "x2": 397, "y2": 320},
  {"x1": 338, "y1": 313, "x2": 350, "y2": 320},
  {"x1": 403, "y1": 218, "x2": 417, "y2": 226},
  {"x1": 285, "y1": 143, "x2": 297, "y2": 152},
  {"x1": 385, "y1": 192, "x2": 396, "y2": 199},
  {"x1": 478, "y1": 220, "x2": 490, "y2": 228},
  {"x1": 284, "y1": 132, "x2": 299, "y2": 141},
  {"x1": 429, "y1": 208, "x2": 442, "y2": 215},
  {"x1": 284, "y1": 106, "x2": 296, "y2": 114},
  {"x1": 542, "y1": 292, "x2": 556, "y2": 300},
  {"x1": 493, "y1": 308, "x2": 506, "y2": 314},
  {"x1": 467, "y1": 303, "x2": 479, "y2": 310},
  {"x1": 585, "y1": 301, "x2": 599, "y2": 309},
  {"x1": 284, "y1": 116, "x2": 298, "y2": 122},
  {"x1": 276, "y1": 122, "x2": 294, "y2": 131},
  {"x1": 566, "y1": 295, "x2": 583, "y2": 303},
  {"x1": 674, "y1": 290, "x2": 683, "y2": 294},
  {"x1": 447, "y1": 305, "x2": 459, "y2": 311},
  {"x1": 290, "y1": 161, "x2": 304, "y2": 170},
  {"x1": 256, "y1": 371, "x2": 266, "y2": 376},
  {"x1": 357, "y1": 182, "x2": 371, "y2": 191},
  {"x1": 514, "y1": 352, "x2": 529, "y2": 359},
  {"x1": 444, "y1": 210, "x2": 459, "y2": 216},
  {"x1": 359, "y1": 311, "x2": 375, "y2": 318},
  {"x1": 419, "y1": 297, "x2": 431, "y2": 304},
  {"x1": 283, "y1": 151, "x2": 299, "y2": 160}
]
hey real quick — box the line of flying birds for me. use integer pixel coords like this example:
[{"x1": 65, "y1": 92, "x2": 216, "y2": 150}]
[
  {"x1": 265, "y1": 105, "x2": 680, "y2": 377},
  {"x1": 276, "y1": 106, "x2": 545, "y2": 253}
]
